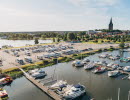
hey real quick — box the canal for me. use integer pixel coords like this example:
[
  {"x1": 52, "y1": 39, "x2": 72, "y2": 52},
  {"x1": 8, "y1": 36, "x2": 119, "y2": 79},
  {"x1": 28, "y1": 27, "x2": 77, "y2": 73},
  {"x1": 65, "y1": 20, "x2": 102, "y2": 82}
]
[{"x1": 4, "y1": 50, "x2": 130, "y2": 100}]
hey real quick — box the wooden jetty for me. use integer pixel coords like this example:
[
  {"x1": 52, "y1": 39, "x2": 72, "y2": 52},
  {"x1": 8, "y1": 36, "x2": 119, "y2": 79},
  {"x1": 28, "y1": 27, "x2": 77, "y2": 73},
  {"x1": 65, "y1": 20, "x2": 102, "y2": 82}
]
[{"x1": 18, "y1": 67, "x2": 63, "y2": 100}]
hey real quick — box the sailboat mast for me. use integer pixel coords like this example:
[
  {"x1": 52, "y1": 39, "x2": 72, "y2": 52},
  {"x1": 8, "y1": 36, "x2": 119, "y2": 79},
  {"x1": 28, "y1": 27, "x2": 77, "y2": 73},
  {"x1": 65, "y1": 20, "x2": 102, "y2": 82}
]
[
  {"x1": 53, "y1": 59, "x2": 58, "y2": 79},
  {"x1": 128, "y1": 91, "x2": 130, "y2": 100},
  {"x1": 118, "y1": 88, "x2": 120, "y2": 100}
]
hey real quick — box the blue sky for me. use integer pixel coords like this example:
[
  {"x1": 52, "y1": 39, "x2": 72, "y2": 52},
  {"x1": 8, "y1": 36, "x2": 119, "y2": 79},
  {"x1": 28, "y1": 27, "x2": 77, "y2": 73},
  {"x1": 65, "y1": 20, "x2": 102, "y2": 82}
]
[{"x1": 0, "y1": 0, "x2": 129, "y2": 31}]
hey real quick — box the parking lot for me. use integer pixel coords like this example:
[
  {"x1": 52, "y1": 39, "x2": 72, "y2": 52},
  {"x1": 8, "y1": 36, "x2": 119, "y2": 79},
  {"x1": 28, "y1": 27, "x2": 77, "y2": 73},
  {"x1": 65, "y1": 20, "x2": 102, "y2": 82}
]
[{"x1": 0, "y1": 42, "x2": 119, "y2": 70}]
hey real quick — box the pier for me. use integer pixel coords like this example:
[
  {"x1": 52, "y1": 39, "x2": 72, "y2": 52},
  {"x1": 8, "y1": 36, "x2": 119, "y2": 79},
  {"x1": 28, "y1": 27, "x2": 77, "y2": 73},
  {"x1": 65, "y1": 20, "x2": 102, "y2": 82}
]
[{"x1": 18, "y1": 67, "x2": 63, "y2": 100}]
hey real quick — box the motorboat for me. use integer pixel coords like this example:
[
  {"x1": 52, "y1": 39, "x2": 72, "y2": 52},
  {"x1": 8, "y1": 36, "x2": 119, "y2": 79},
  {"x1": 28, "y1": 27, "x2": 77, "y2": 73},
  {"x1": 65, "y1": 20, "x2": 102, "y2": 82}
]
[
  {"x1": 72, "y1": 60, "x2": 84, "y2": 67},
  {"x1": 93, "y1": 66, "x2": 106, "y2": 73},
  {"x1": 109, "y1": 56, "x2": 117, "y2": 60},
  {"x1": 82, "y1": 58, "x2": 90, "y2": 64},
  {"x1": 107, "y1": 63, "x2": 114, "y2": 67},
  {"x1": 95, "y1": 61, "x2": 107, "y2": 65},
  {"x1": 28, "y1": 69, "x2": 39, "y2": 74},
  {"x1": 31, "y1": 72, "x2": 47, "y2": 79},
  {"x1": 123, "y1": 49, "x2": 130, "y2": 52},
  {"x1": 0, "y1": 75, "x2": 13, "y2": 85},
  {"x1": 123, "y1": 66, "x2": 130, "y2": 72},
  {"x1": 84, "y1": 62, "x2": 95, "y2": 70},
  {"x1": 111, "y1": 64, "x2": 119, "y2": 69},
  {"x1": 116, "y1": 55, "x2": 120, "y2": 59},
  {"x1": 99, "y1": 54, "x2": 107, "y2": 58},
  {"x1": 63, "y1": 84, "x2": 86, "y2": 99},
  {"x1": 120, "y1": 58, "x2": 130, "y2": 62},
  {"x1": 50, "y1": 80, "x2": 67, "y2": 89},
  {"x1": 0, "y1": 88, "x2": 8, "y2": 98},
  {"x1": 128, "y1": 75, "x2": 130, "y2": 80},
  {"x1": 108, "y1": 70, "x2": 119, "y2": 77}
]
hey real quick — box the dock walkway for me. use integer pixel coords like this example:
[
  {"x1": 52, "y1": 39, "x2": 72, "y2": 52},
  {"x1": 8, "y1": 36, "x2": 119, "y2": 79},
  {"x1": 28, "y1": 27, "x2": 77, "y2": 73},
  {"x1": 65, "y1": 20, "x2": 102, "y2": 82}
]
[{"x1": 18, "y1": 67, "x2": 62, "y2": 100}]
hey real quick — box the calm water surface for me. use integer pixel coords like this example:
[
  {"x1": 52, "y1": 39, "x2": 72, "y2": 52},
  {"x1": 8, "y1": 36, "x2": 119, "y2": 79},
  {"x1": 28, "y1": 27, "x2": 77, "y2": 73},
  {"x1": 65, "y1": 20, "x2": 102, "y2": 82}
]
[
  {"x1": 0, "y1": 40, "x2": 52, "y2": 48},
  {"x1": 4, "y1": 50, "x2": 130, "y2": 100}
]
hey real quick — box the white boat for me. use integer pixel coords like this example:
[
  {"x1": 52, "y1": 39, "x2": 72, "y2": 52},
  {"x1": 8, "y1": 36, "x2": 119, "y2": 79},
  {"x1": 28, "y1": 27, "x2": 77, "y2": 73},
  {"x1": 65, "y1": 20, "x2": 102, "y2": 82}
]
[
  {"x1": 107, "y1": 63, "x2": 114, "y2": 67},
  {"x1": 99, "y1": 54, "x2": 107, "y2": 58},
  {"x1": 111, "y1": 64, "x2": 119, "y2": 69},
  {"x1": 108, "y1": 70, "x2": 119, "y2": 77},
  {"x1": 95, "y1": 61, "x2": 107, "y2": 65},
  {"x1": 82, "y1": 58, "x2": 90, "y2": 64},
  {"x1": 63, "y1": 84, "x2": 86, "y2": 99},
  {"x1": 31, "y1": 72, "x2": 47, "y2": 79},
  {"x1": 50, "y1": 80, "x2": 67, "y2": 89},
  {"x1": 28, "y1": 69, "x2": 39, "y2": 74},
  {"x1": 93, "y1": 66, "x2": 106, "y2": 73},
  {"x1": 123, "y1": 66, "x2": 130, "y2": 72},
  {"x1": 84, "y1": 62, "x2": 95, "y2": 70},
  {"x1": 128, "y1": 76, "x2": 130, "y2": 80},
  {"x1": 72, "y1": 60, "x2": 84, "y2": 67},
  {"x1": 123, "y1": 49, "x2": 130, "y2": 52},
  {"x1": 29, "y1": 69, "x2": 46, "y2": 74},
  {"x1": 0, "y1": 88, "x2": 8, "y2": 98}
]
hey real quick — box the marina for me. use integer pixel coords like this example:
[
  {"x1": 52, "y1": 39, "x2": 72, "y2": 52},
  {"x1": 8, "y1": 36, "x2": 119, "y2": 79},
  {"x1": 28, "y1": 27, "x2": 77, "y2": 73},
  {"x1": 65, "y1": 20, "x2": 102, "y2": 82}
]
[{"x1": 1, "y1": 49, "x2": 130, "y2": 100}]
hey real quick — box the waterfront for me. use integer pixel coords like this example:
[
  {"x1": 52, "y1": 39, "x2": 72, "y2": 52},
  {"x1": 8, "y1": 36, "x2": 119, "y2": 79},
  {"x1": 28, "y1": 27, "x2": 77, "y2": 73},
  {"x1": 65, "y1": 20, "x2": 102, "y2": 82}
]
[
  {"x1": 0, "y1": 40, "x2": 52, "y2": 48},
  {"x1": 3, "y1": 50, "x2": 130, "y2": 100}
]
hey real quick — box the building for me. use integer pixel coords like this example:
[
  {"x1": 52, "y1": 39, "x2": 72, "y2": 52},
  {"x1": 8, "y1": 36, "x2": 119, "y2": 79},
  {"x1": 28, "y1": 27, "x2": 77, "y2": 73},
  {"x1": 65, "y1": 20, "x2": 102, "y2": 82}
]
[{"x1": 109, "y1": 18, "x2": 113, "y2": 31}]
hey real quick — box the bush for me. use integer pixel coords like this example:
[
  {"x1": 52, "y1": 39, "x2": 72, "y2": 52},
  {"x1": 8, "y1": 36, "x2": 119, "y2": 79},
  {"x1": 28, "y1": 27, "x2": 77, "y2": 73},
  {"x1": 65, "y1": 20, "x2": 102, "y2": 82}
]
[
  {"x1": 52, "y1": 58, "x2": 58, "y2": 64},
  {"x1": 97, "y1": 49, "x2": 102, "y2": 52},
  {"x1": 119, "y1": 43, "x2": 125, "y2": 48},
  {"x1": 43, "y1": 60, "x2": 49, "y2": 65}
]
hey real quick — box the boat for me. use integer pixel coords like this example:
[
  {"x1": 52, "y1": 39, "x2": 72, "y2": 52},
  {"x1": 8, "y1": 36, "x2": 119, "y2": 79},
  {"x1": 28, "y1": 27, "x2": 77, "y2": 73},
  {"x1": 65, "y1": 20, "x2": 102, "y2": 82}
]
[
  {"x1": 123, "y1": 66, "x2": 130, "y2": 72},
  {"x1": 0, "y1": 75, "x2": 13, "y2": 85},
  {"x1": 29, "y1": 69, "x2": 46, "y2": 74},
  {"x1": 31, "y1": 72, "x2": 47, "y2": 79},
  {"x1": 93, "y1": 66, "x2": 106, "y2": 73},
  {"x1": 107, "y1": 63, "x2": 114, "y2": 67},
  {"x1": 72, "y1": 60, "x2": 84, "y2": 67},
  {"x1": 62, "y1": 84, "x2": 86, "y2": 99},
  {"x1": 82, "y1": 58, "x2": 90, "y2": 64},
  {"x1": 108, "y1": 70, "x2": 119, "y2": 77},
  {"x1": 123, "y1": 49, "x2": 130, "y2": 52},
  {"x1": 111, "y1": 64, "x2": 119, "y2": 69},
  {"x1": 116, "y1": 55, "x2": 120, "y2": 59},
  {"x1": 0, "y1": 88, "x2": 8, "y2": 98},
  {"x1": 50, "y1": 80, "x2": 67, "y2": 89},
  {"x1": 109, "y1": 56, "x2": 117, "y2": 60},
  {"x1": 84, "y1": 62, "x2": 95, "y2": 70},
  {"x1": 128, "y1": 75, "x2": 130, "y2": 80},
  {"x1": 95, "y1": 61, "x2": 107, "y2": 65},
  {"x1": 99, "y1": 54, "x2": 107, "y2": 58},
  {"x1": 28, "y1": 69, "x2": 39, "y2": 74},
  {"x1": 120, "y1": 58, "x2": 130, "y2": 62}
]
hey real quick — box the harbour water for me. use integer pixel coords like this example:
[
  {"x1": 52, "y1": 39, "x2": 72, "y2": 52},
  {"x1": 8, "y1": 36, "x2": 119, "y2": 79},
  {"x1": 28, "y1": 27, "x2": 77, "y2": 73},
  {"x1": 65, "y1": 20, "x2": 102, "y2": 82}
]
[
  {"x1": 4, "y1": 50, "x2": 130, "y2": 100},
  {"x1": 0, "y1": 40, "x2": 52, "y2": 48}
]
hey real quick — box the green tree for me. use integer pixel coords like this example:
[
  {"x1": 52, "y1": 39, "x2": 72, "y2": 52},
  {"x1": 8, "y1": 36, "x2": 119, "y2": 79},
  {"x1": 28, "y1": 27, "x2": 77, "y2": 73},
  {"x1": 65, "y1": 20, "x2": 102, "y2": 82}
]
[
  {"x1": 67, "y1": 33, "x2": 76, "y2": 40},
  {"x1": 119, "y1": 37, "x2": 125, "y2": 48},
  {"x1": 34, "y1": 38, "x2": 39, "y2": 44},
  {"x1": 53, "y1": 38, "x2": 55, "y2": 42},
  {"x1": 57, "y1": 38, "x2": 60, "y2": 42}
]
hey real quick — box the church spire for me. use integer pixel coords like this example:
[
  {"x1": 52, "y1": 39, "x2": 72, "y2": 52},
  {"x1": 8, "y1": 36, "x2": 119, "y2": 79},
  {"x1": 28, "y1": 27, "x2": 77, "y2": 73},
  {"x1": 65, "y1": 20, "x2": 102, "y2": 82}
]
[
  {"x1": 109, "y1": 17, "x2": 113, "y2": 31},
  {"x1": 110, "y1": 17, "x2": 113, "y2": 24}
]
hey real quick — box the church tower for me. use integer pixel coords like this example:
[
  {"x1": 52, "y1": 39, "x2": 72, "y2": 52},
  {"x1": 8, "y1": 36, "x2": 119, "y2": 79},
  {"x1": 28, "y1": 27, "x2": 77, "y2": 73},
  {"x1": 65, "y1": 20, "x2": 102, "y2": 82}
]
[{"x1": 109, "y1": 18, "x2": 113, "y2": 31}]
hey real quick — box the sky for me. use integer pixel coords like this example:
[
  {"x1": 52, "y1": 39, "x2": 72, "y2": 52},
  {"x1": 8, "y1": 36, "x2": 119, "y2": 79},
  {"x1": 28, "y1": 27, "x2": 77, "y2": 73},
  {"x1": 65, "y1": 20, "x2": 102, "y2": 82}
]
[{"x1": 0, "y1": 0, "x2": 129, "y2": 32}]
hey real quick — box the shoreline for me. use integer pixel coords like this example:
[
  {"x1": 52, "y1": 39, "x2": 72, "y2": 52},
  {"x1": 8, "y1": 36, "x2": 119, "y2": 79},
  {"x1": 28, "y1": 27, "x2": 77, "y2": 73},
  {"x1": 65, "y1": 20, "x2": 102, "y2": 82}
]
[{"x1": 2, "y1": 45, "x2": 125, "y2": 79}]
